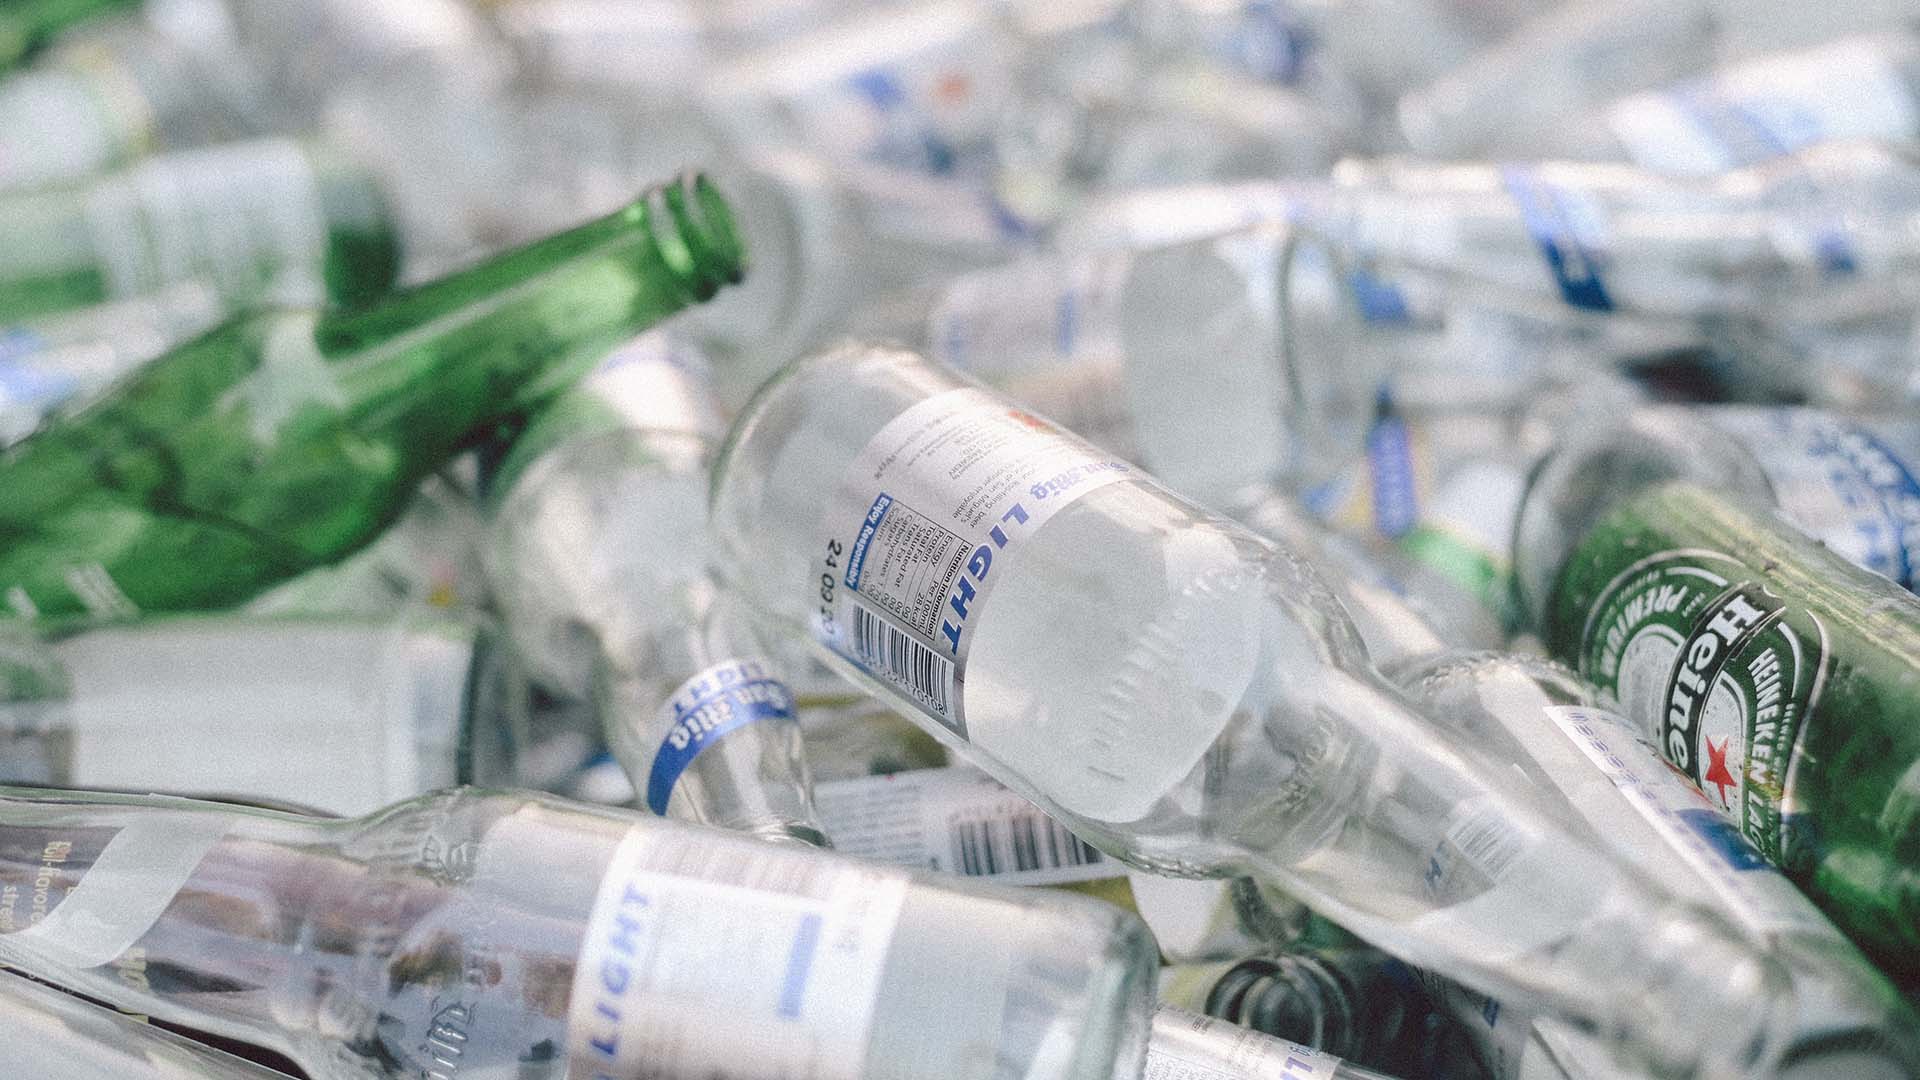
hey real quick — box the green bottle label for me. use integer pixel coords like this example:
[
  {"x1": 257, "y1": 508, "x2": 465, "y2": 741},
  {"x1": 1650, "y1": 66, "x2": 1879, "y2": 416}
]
[
  {"x1": 1572, "y1": 548, "x2": 1826, "y2": 863},
  {"x1": 1545, "y1": 483, "x2": 1920, "y2": 969}
]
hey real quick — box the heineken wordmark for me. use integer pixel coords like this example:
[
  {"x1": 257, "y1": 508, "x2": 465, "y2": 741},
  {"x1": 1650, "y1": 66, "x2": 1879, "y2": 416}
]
[
  {"x1": 1535, "y1": 481, "x2": 1920, "y2": 979},
  {"x1": 0, "y1": 172, "x2": 743, "y2": 621}
]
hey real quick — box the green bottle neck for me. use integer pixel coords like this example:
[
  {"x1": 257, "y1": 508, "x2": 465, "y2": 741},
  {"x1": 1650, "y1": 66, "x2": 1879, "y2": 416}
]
[{"x1": 312, "y1": 172, "x2": 743, "y2": 445}]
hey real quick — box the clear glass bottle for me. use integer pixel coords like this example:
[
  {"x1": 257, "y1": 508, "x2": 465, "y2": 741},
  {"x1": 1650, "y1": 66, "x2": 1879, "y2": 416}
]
[
  {"x1": 709, "y1": 343, "x2": 1797, "y2": 1080},
  {"x1": 0, "y1": 784, "x2": 1157, "y2": 1080},
  {"x1": 0, "y1": 609, "x2": 485, "y2": 817},
  {"x1": 484, "y1": 332, "x2": 827, "y2": 844},
  {"x1": 1557, "y1": 32, "x2": 1920, "y2": 176},
  {"x1": 220, "y1": 0, "x2": 508, "y2": 128},
  {"x1": 1397, "y1": 0, "x2": 1721, "y2": 159},
  {"x1": 0, "y1": 966, "x2": 298, "y2": 1079},
  {"x1": 1224, "y1": 486, "x2": 1501, "y2": 666},
  {"x1": 1396, "y1": 7, "x2": 1919, "y2": 161},
  {"x1": 1146, "y1": 1004, "x2": 1400, "y2": 1080},
  {"x1": 1297, "y1": 143, "x2": 1920, "y2": 404},
  {"x1": 1391, "y1": 650, "x2": 1920, "y2": 1077},
  {"x1": 0, "y1": 137, "x2": 403, "y2": 325},
  {"x1": 910, "y1": 222, "x2": 1379, "y2": 506}
]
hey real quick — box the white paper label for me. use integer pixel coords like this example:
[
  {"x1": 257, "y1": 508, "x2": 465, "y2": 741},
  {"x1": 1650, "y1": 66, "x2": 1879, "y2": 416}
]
[
  {"x1": 1146, "y1": 1007, "x2": 1341, "y2": 1080},
  {"x1": 1541, "y1": 705, "x2": 1839, "y2": 941},
  {"x1": 566, "y1": 828, "x2": 909, "y2": 1080},
  {"x1": 1703, "y1": 407, "x2": 1920, "y2": 591},
  {"x1": 1606, "y1": 35, "x2": 1920, "y2": 176},
  {"x1": 813, "y1": 387, "x2": 1133, "y2": 738},
  {"x1": 813, "y1": 766, "x2": 1109, "y2": 885},
  {"x1": 84, "y1": 139, "x2": 330, "y2": 304},
  {"x1": 58, "y1": 620, "x2": 473, "y2": 817}
]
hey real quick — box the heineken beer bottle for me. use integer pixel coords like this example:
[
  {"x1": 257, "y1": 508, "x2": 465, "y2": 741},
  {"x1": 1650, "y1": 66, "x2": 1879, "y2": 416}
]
[
  {"x1": 0, "y1": 172, "x2": 743, "y2": 621},
  {"x1": 1515, "y1": 409, "x2": 1920, "y2": 981}
]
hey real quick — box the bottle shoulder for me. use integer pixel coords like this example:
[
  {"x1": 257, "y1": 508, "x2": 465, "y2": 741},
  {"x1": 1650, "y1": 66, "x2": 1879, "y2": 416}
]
[{"x1": 1512, "y1": 406, "x2": 1776, "y2": 629}]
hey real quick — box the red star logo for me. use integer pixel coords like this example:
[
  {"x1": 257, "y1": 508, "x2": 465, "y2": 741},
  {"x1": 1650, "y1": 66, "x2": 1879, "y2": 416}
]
[{"x1": 1703, "y1": 735, "x2": 1739, "y2": 807}]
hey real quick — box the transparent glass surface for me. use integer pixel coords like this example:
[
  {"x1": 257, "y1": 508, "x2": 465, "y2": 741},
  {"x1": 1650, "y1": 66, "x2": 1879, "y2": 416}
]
[
  {"x1": 483, "y1": 342, "x2": 825, "y2": 841},
  {"x1": 710, "y1": 345, "x2": 1801, "y2": 1079},
  {"x1": 0, "y1": 785, "x2": 1157, "y2": 1080},
  {"x1": 0, "y1": 966, "x2": 293, "y2": 1079}
]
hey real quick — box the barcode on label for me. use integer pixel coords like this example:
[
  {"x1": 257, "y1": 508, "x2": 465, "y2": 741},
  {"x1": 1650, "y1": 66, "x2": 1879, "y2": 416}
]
[
  {"x1": 949, "y1": 810, "x2": 1103, "y2": 877},
  {"x1": 1445, "y1": 800, "x2": 1529, "y2": 884},
  {"x1": 851, "y1": 602, "x2": 954, "y2": 716}
]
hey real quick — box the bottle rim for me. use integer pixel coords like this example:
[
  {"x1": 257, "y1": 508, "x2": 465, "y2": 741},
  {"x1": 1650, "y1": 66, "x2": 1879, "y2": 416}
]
[{"x1": 638, "y1": 171, "x2": 747, "y2": 303}]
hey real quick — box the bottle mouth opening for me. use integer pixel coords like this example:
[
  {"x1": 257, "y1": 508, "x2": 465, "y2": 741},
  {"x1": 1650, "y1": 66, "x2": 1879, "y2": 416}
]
[
  {"x1": 644, "y1": 171, "x2": 748, "y2": 301},
  {"x1": 745, "y1": 820, "x2": 832, "y2": 848}
]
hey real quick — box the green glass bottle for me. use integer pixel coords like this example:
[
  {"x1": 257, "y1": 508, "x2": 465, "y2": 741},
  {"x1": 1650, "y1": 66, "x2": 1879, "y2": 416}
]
[
  {"x1": 0, "y1": 0, "x2": 139, "y2": 71},
  {"x1": 0, "y1": 171, "x2": 743, "y2": 622},
  {"x1": 1518, "y1": 469, "x2": 1920, "y2": 983},
  {"x1": 0, "y1": 137, "x2": 400, "y2": 323}
]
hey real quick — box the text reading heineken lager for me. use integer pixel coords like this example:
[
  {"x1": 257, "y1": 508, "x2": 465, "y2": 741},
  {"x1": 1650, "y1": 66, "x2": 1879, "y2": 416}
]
[
  {"x1": 1517, "y1": 430, "x2": 1920, "y2": 981},
  {"x1": 0, "y1": 172, "x2": 743, "y2": 621}
]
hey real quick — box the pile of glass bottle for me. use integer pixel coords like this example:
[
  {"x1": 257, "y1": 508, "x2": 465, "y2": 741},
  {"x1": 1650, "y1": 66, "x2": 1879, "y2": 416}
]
[{"x1": 0, "y1": 0, "x2": 1918, "y2": 1078}]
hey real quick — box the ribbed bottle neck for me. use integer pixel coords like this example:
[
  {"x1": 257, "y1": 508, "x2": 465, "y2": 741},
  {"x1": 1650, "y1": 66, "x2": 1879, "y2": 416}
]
[{"x1": 310, "y1": 172, "x2": 743, "y2": 359}]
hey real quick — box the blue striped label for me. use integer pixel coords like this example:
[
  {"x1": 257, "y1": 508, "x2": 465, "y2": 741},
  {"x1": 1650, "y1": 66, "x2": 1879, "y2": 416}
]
[
  {"x1": 646, "y1": 659, "x2": 796, "y2": 814},
  {"x1": 1500, "y1": 166, "x2": 1615, "y2": 312}
]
